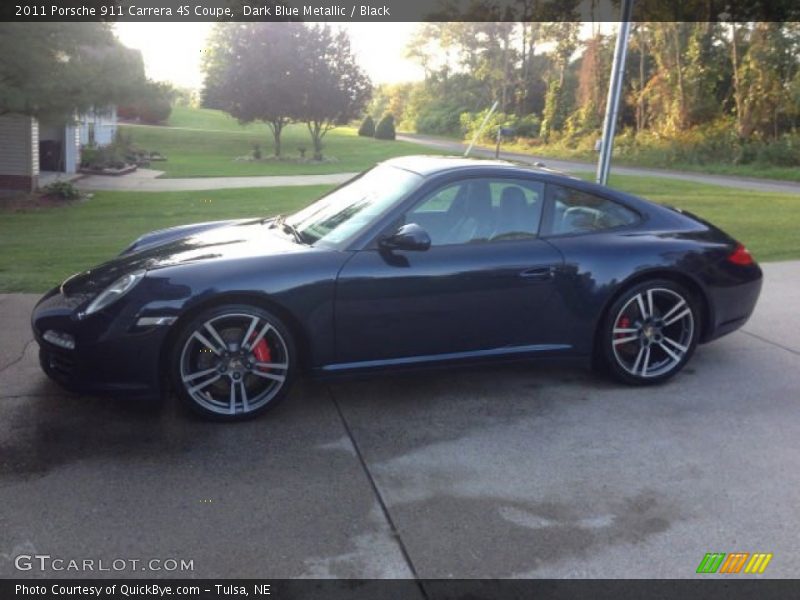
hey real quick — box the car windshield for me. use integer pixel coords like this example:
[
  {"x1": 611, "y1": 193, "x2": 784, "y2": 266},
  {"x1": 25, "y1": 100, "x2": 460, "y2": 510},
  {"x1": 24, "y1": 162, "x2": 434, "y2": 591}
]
[{"x1": 286, "y1": 165, "x2": 422, "y2": 245}]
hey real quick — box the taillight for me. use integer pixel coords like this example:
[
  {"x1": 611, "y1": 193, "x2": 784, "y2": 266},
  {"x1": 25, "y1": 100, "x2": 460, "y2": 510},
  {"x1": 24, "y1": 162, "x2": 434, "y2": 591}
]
[{"x1": 728, "y1": 243, "x2": 754, "y2": 266}]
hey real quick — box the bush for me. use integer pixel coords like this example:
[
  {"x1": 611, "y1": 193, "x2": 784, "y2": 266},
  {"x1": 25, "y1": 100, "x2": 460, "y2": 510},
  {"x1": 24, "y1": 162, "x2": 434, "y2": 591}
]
[
  {"x1": 80, "y1": 144, "x2": 127, "y2": 170},
  {"x1": 374, "y1": 114, "x2": 396, "y2": 140},
  {"x1": 515, "y1": 114, "x2": 541, "y2": 138},
  {"x1": 754, "y1": 134, "x2": 800, "y2": 167},
  {"x1": 80, "y1": 131, "x2": 137, "y2": 170},
  {"x1": 79, "y1": 146, "x2": 100, "y2": 168},
  {"x1": 415, "y1": 101, "x2": 467, "y2": 136},
  {"x1": 460, "y1": 110, "x2": 529, "y2": 144},
  {"x1": 118, "y1": 80, "x2": 175, "y2": 124},
  {"x1": 357, "y1": 115, "x2": 375, "y2": 137},
  {"x1": 42, "y1": 181, "x2": 81, "y2": 201}
]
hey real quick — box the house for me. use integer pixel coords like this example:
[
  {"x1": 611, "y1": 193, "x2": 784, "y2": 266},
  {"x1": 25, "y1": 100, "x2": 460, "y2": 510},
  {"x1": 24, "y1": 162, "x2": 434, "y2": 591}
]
[
  {"x1": 78, "y1": 107, "x2": 118, "y2": 147},
  {"x1": 0, "y1": 107, "x2": 117, "y2": 192},
  {"x1": 0, "y1": 114, "x2": 39, "y2": 192}
]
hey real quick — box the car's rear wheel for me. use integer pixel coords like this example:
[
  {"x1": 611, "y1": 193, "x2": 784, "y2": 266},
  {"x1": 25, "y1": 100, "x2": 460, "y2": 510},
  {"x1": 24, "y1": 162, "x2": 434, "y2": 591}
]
[
  {"x1": 601, "y1": 280, "x2": 700, "y2": 385},
  {"x1": 171, "y1": 304, "x2": 295, "y2": 420}
]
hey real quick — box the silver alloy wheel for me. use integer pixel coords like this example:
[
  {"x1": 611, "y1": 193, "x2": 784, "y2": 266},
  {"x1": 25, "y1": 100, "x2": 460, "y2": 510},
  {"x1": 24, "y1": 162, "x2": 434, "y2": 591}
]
[
  {"x1": 611, "y1": 287, "x2": 694, "y2": 379},
  {"x1": 179, "y1": 312, "x2": 289, "y2": 416}
]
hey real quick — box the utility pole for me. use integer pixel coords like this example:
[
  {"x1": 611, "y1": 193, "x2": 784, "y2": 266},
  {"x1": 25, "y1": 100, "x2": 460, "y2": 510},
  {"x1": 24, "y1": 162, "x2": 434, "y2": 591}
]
[{"x1": 596, "y1": 0, "x2": 634, "y2": 186}]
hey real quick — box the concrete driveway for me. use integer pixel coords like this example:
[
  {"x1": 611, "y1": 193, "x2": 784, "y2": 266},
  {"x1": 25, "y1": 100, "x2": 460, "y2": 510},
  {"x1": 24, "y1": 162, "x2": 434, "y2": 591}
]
[{"x1": 1, "y1": 262, "x2": 799, "y2": 580}]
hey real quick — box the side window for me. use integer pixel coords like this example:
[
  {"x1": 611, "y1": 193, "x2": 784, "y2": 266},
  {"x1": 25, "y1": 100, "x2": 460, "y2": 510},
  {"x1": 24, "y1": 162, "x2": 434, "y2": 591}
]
[
  {"x1": 405, "y1": 178, "x2": 545, "y2": 246},
  {"x1": 413, "y1": 183, "x2": 460, "y2": 214},
  {"x1": 545, "y1": 184, "x2": 639, "y2": 236}
]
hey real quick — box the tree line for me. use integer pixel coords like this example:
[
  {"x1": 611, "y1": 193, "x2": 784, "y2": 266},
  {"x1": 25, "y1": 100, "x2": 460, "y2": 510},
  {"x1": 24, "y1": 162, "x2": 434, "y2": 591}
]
[
  {"x1": 370, "y1": 22, "x2": 800, "y2": 167},
  {"x1": 201, "y1": 23, "x2": 371, "y2": 160}
]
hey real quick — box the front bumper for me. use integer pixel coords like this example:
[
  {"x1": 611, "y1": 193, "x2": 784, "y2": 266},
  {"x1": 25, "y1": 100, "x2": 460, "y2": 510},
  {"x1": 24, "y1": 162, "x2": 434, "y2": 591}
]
[{"x1": 31, "y1": 287, "x2": 171, "y2": 400}]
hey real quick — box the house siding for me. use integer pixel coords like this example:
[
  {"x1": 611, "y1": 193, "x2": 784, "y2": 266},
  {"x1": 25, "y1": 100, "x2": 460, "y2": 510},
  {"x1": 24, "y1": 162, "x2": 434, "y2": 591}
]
[
  {"x1": 79, "y1": 106, "x2": 117, "y2": 147},
  {"x1": 64, "y1": 124, "x2": 80, "y2": 174},
  {"x1": 0, "y1": 114, "x2": 38, "y2": 191}
]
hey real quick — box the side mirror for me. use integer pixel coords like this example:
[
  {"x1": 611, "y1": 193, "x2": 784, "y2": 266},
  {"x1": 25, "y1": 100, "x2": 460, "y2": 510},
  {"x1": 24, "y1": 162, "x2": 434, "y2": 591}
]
[{"x1": 380, "y1": 223, "x2": 431, "y2": 252}]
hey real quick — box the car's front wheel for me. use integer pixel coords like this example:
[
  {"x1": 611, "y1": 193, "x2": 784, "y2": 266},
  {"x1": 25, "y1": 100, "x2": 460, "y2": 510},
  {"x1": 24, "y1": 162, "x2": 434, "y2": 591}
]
[
  {"x1": 171, "y1": 304, "x2": 295, "y2": 420},
  {"x1": 601, "y1": 280, "x2": 700, "y2": 385}
]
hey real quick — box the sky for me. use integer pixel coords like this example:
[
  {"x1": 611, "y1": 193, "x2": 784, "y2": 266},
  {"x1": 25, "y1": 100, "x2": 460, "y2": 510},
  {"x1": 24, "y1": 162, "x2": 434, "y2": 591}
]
[{"x1": 114, "y1": 22, "x2": 426, "y2": 89}]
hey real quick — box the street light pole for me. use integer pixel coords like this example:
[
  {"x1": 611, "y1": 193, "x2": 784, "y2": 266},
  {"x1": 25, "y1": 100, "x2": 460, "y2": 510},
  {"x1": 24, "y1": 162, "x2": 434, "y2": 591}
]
[{"x1": 596, "y1": 0, "x2": 634, "y2": 186}]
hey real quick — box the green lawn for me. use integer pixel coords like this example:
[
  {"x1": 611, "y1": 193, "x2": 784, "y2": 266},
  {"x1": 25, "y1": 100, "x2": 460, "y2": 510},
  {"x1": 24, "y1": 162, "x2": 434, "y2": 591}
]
[
  {"x1": 167, "y1": 105, "x2": 263, "y2": 132},
  {"x1": 1, "y1": 175, "x2": 798, "y2": 293},
  {"x1": 0, "y1": 186, "x2": 330, "y2": 293},
  {"x1": 499, "y1": 138, "x2": 800, "y2": 183},
  {"x1": 596, "y1": 174, "x2": 800, "y2": 262},
  {"x1": 121, "y1": 106, "x2": 444, "y2": 178}
]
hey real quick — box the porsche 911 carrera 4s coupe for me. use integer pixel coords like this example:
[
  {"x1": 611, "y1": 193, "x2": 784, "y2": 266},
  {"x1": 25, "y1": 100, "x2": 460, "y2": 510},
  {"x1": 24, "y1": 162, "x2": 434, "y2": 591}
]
[{"x1": 32, "y1": 156, "x2": 763, "y2": 419}]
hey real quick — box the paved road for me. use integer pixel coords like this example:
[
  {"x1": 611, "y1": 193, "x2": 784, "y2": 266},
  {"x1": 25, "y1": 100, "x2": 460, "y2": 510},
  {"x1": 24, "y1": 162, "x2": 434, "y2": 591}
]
[
  {"x1": 399, "y1": 133, "x2": 800, "y2": 195},
  {"x1": 72, "y1": 128, "x2": 799, "y2": 194},
  {"x1": 1, "y1": 261, "x2": 799, "y2": 579}
]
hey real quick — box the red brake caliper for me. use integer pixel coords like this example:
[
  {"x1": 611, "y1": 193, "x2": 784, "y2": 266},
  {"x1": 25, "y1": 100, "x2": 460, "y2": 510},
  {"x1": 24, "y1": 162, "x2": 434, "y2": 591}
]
[
  {"x1": 248, "y1": 334, "x2": 272, "y2": 372},
  {"x1": 615, "y1": 316, "x2": 631, "y2": 342}
]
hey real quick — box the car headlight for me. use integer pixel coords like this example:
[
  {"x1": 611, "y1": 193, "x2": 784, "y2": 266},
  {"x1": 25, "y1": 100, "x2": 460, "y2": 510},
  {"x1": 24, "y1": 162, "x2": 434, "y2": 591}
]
[{"x1": 84, "y1": 269, "x2": 146, "y2": 315}]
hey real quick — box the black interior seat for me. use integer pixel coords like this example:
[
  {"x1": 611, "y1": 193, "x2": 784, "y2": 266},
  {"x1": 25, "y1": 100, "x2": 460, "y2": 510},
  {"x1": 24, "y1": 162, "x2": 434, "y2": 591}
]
[
  {"x1": 493, "y1": 186, "x2": 535, "y2": 239},
  {"x1": 444, "y1": 181, "x2": 493, "y2": 243}
]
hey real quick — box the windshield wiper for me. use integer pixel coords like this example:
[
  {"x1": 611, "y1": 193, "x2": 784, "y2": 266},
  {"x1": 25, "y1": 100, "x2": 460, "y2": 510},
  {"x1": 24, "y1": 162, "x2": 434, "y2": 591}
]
[{"x1": 269, "y1": 215, "x2": 308, "y2": 245}]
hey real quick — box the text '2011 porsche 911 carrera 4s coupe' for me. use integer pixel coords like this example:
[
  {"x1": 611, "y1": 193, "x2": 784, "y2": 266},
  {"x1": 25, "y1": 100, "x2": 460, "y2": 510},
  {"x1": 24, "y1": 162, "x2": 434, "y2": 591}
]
[{"x1": 32, "y1": 156, "x2": 762, "y2": 419}]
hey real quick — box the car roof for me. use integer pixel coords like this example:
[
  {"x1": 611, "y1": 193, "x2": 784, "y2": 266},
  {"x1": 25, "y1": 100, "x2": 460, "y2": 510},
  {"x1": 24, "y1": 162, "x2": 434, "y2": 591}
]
[
  {"x1": 380, "y1": 155, "x2": 574, "y2": 179},
  {"x1": 378, "y1": 154, "x2": 686, "y2": 225}
]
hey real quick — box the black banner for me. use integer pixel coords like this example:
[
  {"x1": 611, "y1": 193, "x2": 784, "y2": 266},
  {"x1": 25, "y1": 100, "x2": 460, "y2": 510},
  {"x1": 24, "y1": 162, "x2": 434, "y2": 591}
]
[
  {"x1": 3, "y1": 580, "x2": 800, "y2": 600},
  {"x1": 1, "y1": 0, "x2": 798, "y2": 22}
]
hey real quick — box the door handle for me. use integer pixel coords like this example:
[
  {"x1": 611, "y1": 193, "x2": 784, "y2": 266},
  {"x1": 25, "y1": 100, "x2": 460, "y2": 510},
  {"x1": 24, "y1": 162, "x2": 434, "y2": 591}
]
[{"x1": 519, "y1": 266, "x2": 555, "y2": 280}]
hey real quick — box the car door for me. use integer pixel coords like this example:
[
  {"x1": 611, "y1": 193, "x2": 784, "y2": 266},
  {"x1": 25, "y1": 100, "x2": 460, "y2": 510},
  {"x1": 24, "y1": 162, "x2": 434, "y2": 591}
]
[{"x1": 332, "y1": 175, "x2": 565, "y2": 367}]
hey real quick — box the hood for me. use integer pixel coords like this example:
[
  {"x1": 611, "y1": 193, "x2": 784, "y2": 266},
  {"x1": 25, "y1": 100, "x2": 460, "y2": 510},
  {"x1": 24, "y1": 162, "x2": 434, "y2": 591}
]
[{"x1": 61, "y1": 218, "x2": 306, "y2": 296}]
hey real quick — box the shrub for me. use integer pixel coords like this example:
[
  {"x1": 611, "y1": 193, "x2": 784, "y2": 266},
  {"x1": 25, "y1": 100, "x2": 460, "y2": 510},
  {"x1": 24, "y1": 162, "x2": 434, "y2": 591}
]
[
  {"x1": 515, "y1": 114, "x2": 541, "y2": 138},
  {"x1": 357, "y1": 115, "x2": 375, "y2": 137},
  {"x1": 374, "y1": 114, "x2": 396, "y2": 140},
  {"x1": 754, "y1": 134, "x2": 800, "y2": 167},
  {"x1": 79, "y1": 146, "x2": 100, "y2": 168},
  {"x1": 460, "y1": 110, "x2": 522, "y2": 144},
  {"x1": 415, "y1": 101, "x2": 467, "y2": 136},
  {"x1": 80, "y1": 144, "x2": 127, "y2": 170},
  {"x1": 42, "y1": 181, "x2": 81, "y2": 201},
  {"x1": 118, "y1": 80, "x2": 175, "y2": 124},
  {"x1": 80, "y1": 131, "x2": 135, "y2": 170},
  {"x1": 252, "y1": 144, "x2": 262, "y2": 160}
]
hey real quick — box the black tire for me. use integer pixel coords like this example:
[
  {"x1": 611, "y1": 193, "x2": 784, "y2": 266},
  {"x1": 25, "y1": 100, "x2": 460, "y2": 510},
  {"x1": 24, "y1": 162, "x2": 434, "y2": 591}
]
[
  {"x1": 600, "y1": 279, "x2": 700, "y2": 385},
  {"x1": 170, "y1": 304, "x2": 296, "y2": 421}
]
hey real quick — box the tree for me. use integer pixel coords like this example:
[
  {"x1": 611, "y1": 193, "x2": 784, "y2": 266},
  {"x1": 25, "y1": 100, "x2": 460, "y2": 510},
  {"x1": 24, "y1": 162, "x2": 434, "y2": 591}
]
[
  {"x1": 0, "y1": 23, "x2": 146, "y2": 121},
  {"x1": 731, "y1": 22, "x2": 799, "y2": 139},
  {"x1": 539, "y1": 21, "x2": 580, "y2": 141},
  {"x1": 374, "y1": 114, "x2": 396, "y2": 140},
  {"x1": 118, "y1": 80, "x2": 175, "y2": 124},
  {"x1": 294, "y1": 25, "x2": 371, "y2": 160},
  {"x1": 357, "y1": 115, "x2": 375, "y2": 137},
  {"x1": 202, "y1": 23, "x2": 302, "y2": 157},
  {"x1": 572, "y1": 33, "x2": 613, "y2": 133}
]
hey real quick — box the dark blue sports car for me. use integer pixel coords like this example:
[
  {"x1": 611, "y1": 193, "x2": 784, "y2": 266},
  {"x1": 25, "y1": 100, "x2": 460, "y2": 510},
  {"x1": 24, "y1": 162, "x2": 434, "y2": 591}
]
[{"x1": 32, "y1": 156, "x2": 763, "y2": 419}]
